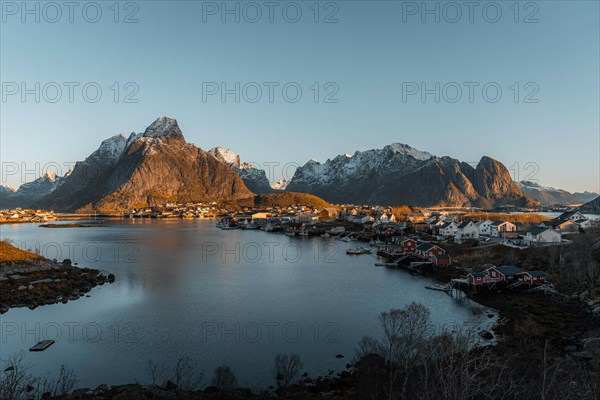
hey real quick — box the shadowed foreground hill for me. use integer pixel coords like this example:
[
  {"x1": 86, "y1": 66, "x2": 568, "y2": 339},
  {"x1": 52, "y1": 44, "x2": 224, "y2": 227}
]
[{"x1": 579, "y1": 196, "x2": 600, "y2": 213}]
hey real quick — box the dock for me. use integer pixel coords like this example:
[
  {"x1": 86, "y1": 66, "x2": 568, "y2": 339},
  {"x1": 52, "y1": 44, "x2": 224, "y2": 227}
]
[{"x1": 30, "y1": 340, "x2": 55, "y2": 352}]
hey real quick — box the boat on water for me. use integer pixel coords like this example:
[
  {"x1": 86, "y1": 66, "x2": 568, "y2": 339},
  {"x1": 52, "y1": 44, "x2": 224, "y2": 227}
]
[
  {"x1": 298, "y1": 230, "x2": 309, "y2": 237},
  {"x1": 341, "y1": 237, "x2": 352, "y2": 242},
  {"x1": 321, "y1": 233, "x2": 331, "y2": 238},
  {"x1": 346, "y1": 247, "x2": 372, "y2": 255}
]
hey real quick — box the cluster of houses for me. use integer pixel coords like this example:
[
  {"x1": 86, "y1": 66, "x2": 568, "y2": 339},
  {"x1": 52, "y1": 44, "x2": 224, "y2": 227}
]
[
  {"x1": 379, "y1": 238, "x2": 452, "y2": 267},
  {"x1": 0, "y1": 209, "x2": 57, "y2": 223},
  {"x1": 425, "y1": 211, "x2": 595, "y2": 246},
  {"x1": 458, "y1": 265, "x2": 546, "y2": 287}
]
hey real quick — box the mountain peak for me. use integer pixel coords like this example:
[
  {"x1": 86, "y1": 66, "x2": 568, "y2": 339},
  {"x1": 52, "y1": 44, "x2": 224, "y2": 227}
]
[
  {"x1": 208, "y1": 147, "x2": 241, "y2": 168},
  {"x1": 384, "y1": 143, "x2": 433, "y2": 160},
  {"x1": 143, "y1": 117, "x2": 183, "y2": 140}
]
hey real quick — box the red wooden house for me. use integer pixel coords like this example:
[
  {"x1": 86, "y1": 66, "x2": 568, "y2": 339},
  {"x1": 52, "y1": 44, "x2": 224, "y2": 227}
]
[
  {"x1": 400, "y1": 238, "x2": 418, "y2": 252},
  {"x1": 485, "y1": 265, "x2": 523, "y2": 283},
  {"x1": 518, "y1": 271, "x2": 546, "y2": 286},
  {"x1": 431, "y1": 253, "x2": 451, "y2": 266},
  {"x1": 416, "y1": 242, "x2": 446, "y2": 258},
  {"x1": 467, "y1": 271, "x2": 486, "y2": 285}
]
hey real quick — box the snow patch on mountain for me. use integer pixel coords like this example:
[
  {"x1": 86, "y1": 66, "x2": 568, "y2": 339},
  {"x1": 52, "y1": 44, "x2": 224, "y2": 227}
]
[
  {"x1": 291, "y1": 143, "x2": 433, "y2": 185},
  {"x1": 272, "y1": 179, "x2": 290, "y2": 190},
  {"x1": 208, "y1": 147, "x2": 241, "y2": 169}
]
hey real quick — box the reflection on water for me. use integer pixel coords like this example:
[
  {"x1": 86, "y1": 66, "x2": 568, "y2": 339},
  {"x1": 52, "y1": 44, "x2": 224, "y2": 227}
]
[{"x1": 1, "y1": 220, "x2": 484, "y2": 388}]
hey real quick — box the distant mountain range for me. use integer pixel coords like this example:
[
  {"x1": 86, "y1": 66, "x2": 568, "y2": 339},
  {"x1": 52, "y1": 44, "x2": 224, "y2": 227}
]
[
  {"x1": 286, "y1": 144, "x2": 538, "y2": 208},
  {"x1": 517, "y1": 181, "x2": 598, "y2": 205},
  {"x1": 1, "y1": 117, "x2": 596, "y2": 211},
  {"x1": 0, "y1": 172, "x2": 67, "y2": 209}
]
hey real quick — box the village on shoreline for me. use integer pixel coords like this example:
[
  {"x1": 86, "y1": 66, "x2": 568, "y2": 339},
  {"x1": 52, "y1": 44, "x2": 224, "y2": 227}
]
[{"x1": 1, "y1": 201, "x2": 600, "y2": 399}]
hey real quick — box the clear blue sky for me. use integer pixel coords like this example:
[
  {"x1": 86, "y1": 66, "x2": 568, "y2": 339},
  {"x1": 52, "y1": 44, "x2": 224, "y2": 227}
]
[{"x1": 1, "y1": 0, "x2": 599, "y2": 193}]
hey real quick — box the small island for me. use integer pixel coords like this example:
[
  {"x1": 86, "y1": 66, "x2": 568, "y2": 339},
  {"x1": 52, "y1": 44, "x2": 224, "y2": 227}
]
[
  {"x1": 0, "y1": 241, "x2": 114, "y2": 313},
  {"x1": 39, "y1": 223, "x2": 95, "y2": 228}
]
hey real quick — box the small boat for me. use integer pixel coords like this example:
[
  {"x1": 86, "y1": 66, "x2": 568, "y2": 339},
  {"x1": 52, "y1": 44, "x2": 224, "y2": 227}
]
[
  {"x1": 341, "y1": 237, "x2": 352, "y2": 242},
  {"x1": 346, "y1": 247, "x2": 372, "y2": 255},
  {"x1": 298, "y1": 230, "x2": 309, "y2": 237},
  {"x1": 321, "y1": 233, "x2": 331, "y2": 238},
  {"x1": 30, "y1": 340, "x2": 55, "y2": 352}
]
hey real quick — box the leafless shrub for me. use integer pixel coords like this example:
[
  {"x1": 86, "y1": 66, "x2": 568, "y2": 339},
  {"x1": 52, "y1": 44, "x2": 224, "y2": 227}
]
[
  {"x1": 0, "y1": 352, "x2": 38, "y2": 400},
  {"x1": 273, "y1": 353, "x2": 303, "y2": 390},
  {"x1": 37, "y1": 365, "x2": 78, "y2": 398},
  {"x1": 169, "y1": 357, "x2": 204, "y2": 391},
  {"x1": 210, "y1": 365, "x2": 238, "y2": 392},
  {"x1": 147, "y1": 360, "x2": 166, "y2": 386}
]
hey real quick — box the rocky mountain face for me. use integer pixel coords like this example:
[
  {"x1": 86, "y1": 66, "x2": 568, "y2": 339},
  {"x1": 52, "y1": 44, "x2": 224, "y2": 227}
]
[
  {"x1": 208, "y1": 147, "x2": 275, "y2": 194},
  {"x1": 286, "y1": 145, "x2": 538, "y2": 208},
  {"x1": 38, "y1": 117, "x2": 253, "y2": 212},
  {"x1": 1, "y1": 172, "x2": 67, "y2": 209},
  {"x1": 517, "y1": 181, "x2": 597, "y2": 205},
  {"x1": 272, "y1": 178, "x2": 290, "y2": 191}
]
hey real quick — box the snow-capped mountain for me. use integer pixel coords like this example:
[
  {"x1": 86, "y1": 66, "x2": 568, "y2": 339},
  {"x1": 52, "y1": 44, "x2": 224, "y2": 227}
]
[
  {"x1": 38, "y1": 117, "x2": 253, "y2": 212},
  {"x1": 1, "y1": 172, "x2": 68, "y2": 209},
  {"x1": 287, "y1": 144, "x2": 537, "y2": 207},
  {"x1": 517, "y1": 181, "x2": 598, "y2": 205},
  {"x1": 208, "y1": 147, "x2": 275, "y2": 194},
  {"x1": 208, "y1": 147, "x2": 241, "y2": 169},
  {"x1": 272, "y1": 178, "x2": 290, "y2": 191}
]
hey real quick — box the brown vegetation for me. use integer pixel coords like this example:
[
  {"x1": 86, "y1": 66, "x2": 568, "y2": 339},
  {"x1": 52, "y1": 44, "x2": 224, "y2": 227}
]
[
  {"x1": 223, "y1": 192, "x2": 332, "y2": 210},
  {"x1": 0, "y1": 241, "x2": 43, "y2": 263},
  {"x1": 463, "y1": 212, "x2": 551, "y2": 224}
]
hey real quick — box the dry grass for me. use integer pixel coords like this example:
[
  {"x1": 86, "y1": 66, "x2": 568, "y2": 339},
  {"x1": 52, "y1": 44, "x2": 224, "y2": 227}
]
[{"x1": 0, "y1": 241, "x2": 43, "y2": 263}]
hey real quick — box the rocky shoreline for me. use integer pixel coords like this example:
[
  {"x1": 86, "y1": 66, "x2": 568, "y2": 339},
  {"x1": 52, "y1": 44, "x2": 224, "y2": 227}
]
[{"x1": 0, "y1": 257, "x2": 114, "y2": 314}]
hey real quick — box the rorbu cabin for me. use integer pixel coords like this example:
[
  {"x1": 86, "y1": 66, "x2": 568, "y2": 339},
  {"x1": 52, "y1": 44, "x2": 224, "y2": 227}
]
[
  {"x1": 400, "y1": 238, "x2": 417, "y2": 252},
  {"x1": 431, "y1": 253, "x2": 451, "y2": 267},
  {"x1": 467, "y1": 271, "x2": 486, "y2": 285},
  {"x1": 519, "y1": 271, "x2": 546, "y2": 286},
  {"x1": 486, "y1": 265, "x2": 523, "y2": 283}
]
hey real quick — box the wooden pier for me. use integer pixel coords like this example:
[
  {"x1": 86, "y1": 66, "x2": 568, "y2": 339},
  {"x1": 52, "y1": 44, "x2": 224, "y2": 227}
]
[{"x1": 30, "y1": 340, "x2": 55, "y2": 352}]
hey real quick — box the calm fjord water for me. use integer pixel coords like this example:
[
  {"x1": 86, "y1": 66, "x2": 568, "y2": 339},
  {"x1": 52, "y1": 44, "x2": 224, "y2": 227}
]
[{"x1": 1, "y1": 220, "x2": 481, "y2": 388}]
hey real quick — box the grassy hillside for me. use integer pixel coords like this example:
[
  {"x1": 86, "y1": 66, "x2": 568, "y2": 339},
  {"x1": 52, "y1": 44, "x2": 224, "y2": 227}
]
[{"x1": 0, "y1": 241, "x2": 43, "y2": 263}]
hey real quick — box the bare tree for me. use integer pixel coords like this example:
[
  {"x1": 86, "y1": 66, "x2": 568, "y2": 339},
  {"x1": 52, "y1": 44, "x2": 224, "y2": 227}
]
[
  {"x1": 274, "y1": 353, "x2": 303, "y2": 390},
  {"x1": 169, "y1": 357, "x2": 204, "y2": 391},
  {"x1": 147, "y1": 360, "x2": 166, "y2": 386},
  {"x1": 37, "y1": 365, "x2": 78, "y2": 398},
  {"x1": 0, "y1": 352, "x2": 37, "y2": 400},
  {"x1": 210, "y1": 365, "x2": 238, "y2": 392}
]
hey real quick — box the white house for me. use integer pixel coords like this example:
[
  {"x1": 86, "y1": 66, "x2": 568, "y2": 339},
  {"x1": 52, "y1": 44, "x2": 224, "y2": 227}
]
[
  {"x1": 490, "y1": 221, "x2": 517, "y2": 238},
  {"x1": 524, "y1": 227, "x2": 561, "y2": 245},
  {"x1": 557, "y1": 211, "x2": 587, "y2": 222},
  {"x1": 378, "y1": 213, "x2": 390, "y2": 223},
  {"x1": 475, "y1": 219, "x2": 493, "y2": 236},
  {"x1": 455, "y1": 221, "x2": 479, "y2": 242},
  {"x1": 440, "y1": 221, "x2": 458, "y2": 238}
]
